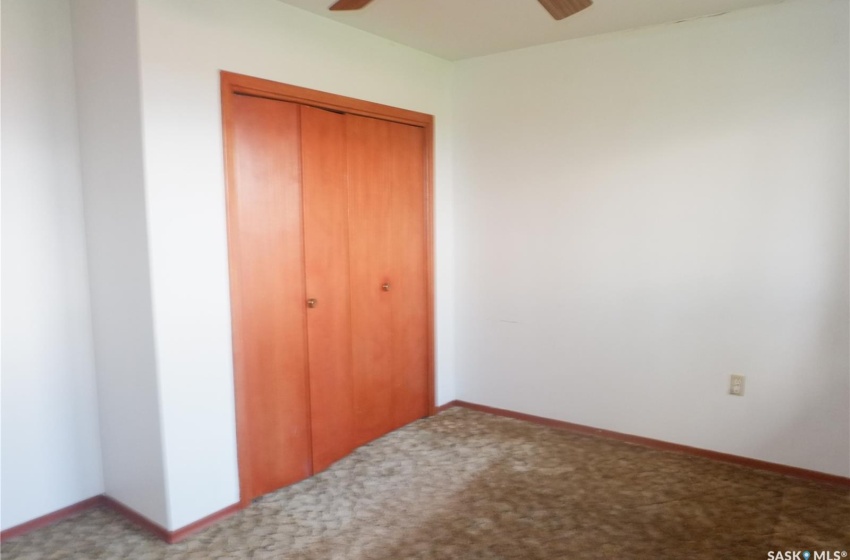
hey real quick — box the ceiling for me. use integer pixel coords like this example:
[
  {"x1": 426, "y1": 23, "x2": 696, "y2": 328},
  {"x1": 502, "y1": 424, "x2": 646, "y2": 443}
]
[{"x1": 276, "y1": 0, "x2": 785, "y2": 60}]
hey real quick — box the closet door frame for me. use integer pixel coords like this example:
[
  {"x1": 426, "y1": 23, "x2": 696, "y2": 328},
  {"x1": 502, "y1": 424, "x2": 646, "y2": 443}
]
[{"x1": 220, "y1": 71, "x2": 436, "y2": 507}]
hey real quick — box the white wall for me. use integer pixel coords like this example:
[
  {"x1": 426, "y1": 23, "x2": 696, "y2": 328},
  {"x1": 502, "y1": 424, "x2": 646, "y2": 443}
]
[
  {"x1": 0, "y1": 0, "x2": 103, "y2": 530},
  {"x1": 134, "y1": 0, "x2": 455, "y2": 529},
  {"x1": 71, "y1": 0, "x2": 169, "y2": 527},
  {"x1": 4, "y1": 0, "x2": 846, "y2": 535},
  {"x1": 453, "y1": 0, "x2": 849, "y2": 476}
]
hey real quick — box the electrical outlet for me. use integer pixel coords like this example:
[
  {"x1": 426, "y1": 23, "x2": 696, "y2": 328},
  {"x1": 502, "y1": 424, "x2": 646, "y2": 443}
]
[{"x1": 730, "y1": 374, "x2": 745, "y2": 396}]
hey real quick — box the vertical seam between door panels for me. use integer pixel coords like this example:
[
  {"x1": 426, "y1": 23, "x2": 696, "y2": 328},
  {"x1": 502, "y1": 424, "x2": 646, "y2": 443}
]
[{"x1": 296, "y1": 105, "x2": 315, "y2": 474}]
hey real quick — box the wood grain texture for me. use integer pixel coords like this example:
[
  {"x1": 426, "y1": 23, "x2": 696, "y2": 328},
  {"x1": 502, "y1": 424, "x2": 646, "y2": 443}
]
[
  {"x1": 423, "y1": 124, "x2": 436, "y2": 417},
  {"x1": 388, "y1": 122, "x2": 429, "y2": 428},
  {"x1": 348, "y1": 115, "x2": 430, "y2": 444},
  {"x1": 221, "y1": 72, "x2": 432, "y2": 128},
  {"x1": 301, "y1": 105, "x2": 356, "y2": 473},
  {"x1": 221, "y1": 71, "x2": 437, "y2": 503},
  {"x1": 537, "y1": 0, "x2": 592, "y2": 20},
  {"x1": 221, "y1": 74, "x2": 435, "y2": 424},
  {"x1": 227, "y1": 95, "x2": 313, "y2": 502},
  {"x1": 347, "y1": 114, "x2": 396, "y2": 447}
]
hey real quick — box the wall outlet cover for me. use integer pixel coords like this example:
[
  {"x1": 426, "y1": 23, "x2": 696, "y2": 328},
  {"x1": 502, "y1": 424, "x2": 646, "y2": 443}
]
[{"x1": 730, "y1": 374, "x2": 745, "y2": 396}]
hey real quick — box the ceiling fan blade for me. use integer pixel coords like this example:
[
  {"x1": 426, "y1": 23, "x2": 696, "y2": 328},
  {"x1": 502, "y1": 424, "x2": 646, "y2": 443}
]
[
  {"x1": 537, "y1": 0, "x2": 593, "y2": 20},
  {"x1": 329, "y1": 0, "x2": 373, "y2": 10}
]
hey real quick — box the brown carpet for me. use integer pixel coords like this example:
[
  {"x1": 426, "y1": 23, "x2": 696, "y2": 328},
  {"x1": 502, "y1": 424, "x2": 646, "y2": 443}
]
[{"x1": 3, "y1": 407, "x2": 848, "y2": 559}]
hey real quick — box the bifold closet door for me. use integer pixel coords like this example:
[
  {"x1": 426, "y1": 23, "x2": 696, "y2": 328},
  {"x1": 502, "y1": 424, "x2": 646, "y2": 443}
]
[
  {"x1": 226, "y1": 88, "x2": 431, "y2": 502},
  {"x1": 300, "y1": 105, "x2": 356, "y2": 473},
  {"x1": 229, "y1": 95, "x2": 312, "y2": 501},
  {"x1": 347, "y1": 114, "x2": 429, "y2": 446},
  {"x1": 386, "y1": 120, "x2": 429, "y2": 430}
]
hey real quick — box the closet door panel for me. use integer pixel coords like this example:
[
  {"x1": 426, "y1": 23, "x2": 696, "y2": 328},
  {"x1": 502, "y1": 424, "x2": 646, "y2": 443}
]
[
  {"x1": 388, "y1": 123, "x2": 430, "y2": 428},
  {"x1": 347, "y1": 114, "x2": 395, "y2": 446},
  {"x1": 229, "y1": 95, "x2": 312, "y2": 500},
  {"x1": 301, "y1": 106, "x2": 355, "y2": 472}
]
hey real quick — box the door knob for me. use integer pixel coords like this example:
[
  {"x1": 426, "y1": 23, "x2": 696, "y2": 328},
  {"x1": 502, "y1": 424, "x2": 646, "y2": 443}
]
[
  {"x1": 381, "y1": 283, "x2": 391, "y2": 292},
  {"x1": 307, "y1": 298, "x2": 318, "y2": 308}
]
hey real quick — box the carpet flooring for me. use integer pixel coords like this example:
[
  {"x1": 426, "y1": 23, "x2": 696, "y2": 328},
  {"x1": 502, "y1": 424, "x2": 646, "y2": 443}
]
[{"x1": 3, "y1": 407, "x2": 848, "y2": 559}]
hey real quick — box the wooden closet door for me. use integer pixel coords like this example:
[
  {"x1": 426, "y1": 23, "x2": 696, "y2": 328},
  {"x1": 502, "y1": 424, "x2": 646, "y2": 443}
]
[
  {"x1": 347, "y1": 114, "x2": 429, "y2": 445},
  {"x1": 387, "y1": 122, "x2": 429, "y2": 428},
  {"x1": 301, "y1": 105, "x2": 355, "y2": 472},
  {"x1": 347, "y1": 115, "x2": 395, "y2": 446},
  {"x1": 228, "y1": 95, "x2": 312, "y2": 501}
]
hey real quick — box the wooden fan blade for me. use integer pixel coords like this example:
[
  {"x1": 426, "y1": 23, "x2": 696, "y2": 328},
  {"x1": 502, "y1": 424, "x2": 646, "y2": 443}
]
[
  {"x1": 537, "y1": 0, "x2": 592, "y2": 20},
  {"x1": 329, "y1": 0, "x2": 373, "y2": 10}
]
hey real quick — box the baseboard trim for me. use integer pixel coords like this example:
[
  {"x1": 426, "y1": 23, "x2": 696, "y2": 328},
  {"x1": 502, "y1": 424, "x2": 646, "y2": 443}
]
[
  {"x1": 435, "y1": 400, "x2": 460, "y2": 414},
  {"x1": 7, "y1": 402, "x2": 844, "y2": 543},
  {"x1": 101, "y1": 497, "x2": 170, "y2": 542},
  {"x1": 167, "y1": 502, "x2": 242, "y2": 544},
  {"x1": 0, "y1": 496, "x2": 106, "y2": 542},
  {"x1": 2, "y1": 495, "x2": 242, "y2": 544},
  {"x1": 440, "y1": 400, "x2": 850, "y2": 488},
  {"x1": 102, "y1": 497, "x2": 242, "y2": 544}
]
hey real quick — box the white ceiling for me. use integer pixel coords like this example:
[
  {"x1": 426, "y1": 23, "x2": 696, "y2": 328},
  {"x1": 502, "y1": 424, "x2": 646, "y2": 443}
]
[{"x1": 276, "y1": 0, "x2": 785, "y2": 60}]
